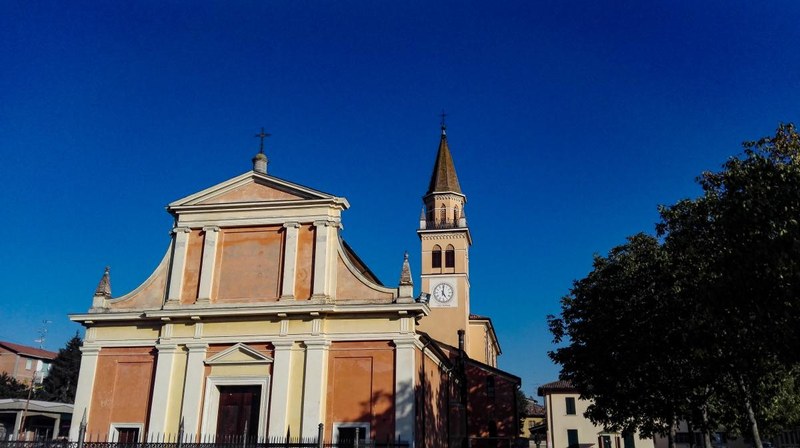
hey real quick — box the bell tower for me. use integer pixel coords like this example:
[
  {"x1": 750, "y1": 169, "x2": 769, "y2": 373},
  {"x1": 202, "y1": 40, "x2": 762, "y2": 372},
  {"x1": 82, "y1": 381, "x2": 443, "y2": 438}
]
[{"x1": 417, "y1": 121, "x2": 472, "y2": 348}]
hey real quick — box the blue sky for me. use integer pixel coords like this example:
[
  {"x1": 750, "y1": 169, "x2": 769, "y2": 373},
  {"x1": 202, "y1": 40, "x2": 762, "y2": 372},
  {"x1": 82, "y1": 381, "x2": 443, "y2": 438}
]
[{"x1": 1, "y1": 1, "x2": 799, "y2": 397}]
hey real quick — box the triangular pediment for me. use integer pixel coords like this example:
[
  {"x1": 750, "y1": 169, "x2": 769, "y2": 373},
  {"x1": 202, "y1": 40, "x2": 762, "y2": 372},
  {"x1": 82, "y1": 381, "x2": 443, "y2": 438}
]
[
  {"x1": 170, "y1": 171, "x2": 338, "y2": 207},
  {"x1": 205, "y1": 343, "x2": 273, "y2": 365}
]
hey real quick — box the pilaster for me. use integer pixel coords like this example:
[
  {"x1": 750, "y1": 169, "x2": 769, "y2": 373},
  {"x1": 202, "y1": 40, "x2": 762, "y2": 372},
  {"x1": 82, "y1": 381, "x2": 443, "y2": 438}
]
[
  {"x1": 301, "y1": 340, "x2": 330, "y2": 438},
  {"x1": 197, "y1": 226, "x2": 220, "y2": 303},
  {"x1": 69, "y1": 345, "x2": 101, "y2": 441},
  {"x1": 311, "y1": 221, "x2": 336, "y2": 301},
  {"x1": 267, "y1": 340, "x2": 294, "y2": 437},
  {"x1": 147, "y1": 344, "x2": 179, "y2": 434},
  {"x1": 181, "y1": 342, "x2": 209, "y2": 435},
  {"x1": 280, "y1": 223, "x2": 300, "y2": 301},
  {"x1": 394, "y1": 339, "x2": 416, "y2": 445},
  {"x1": 167, "y1": 227, "x2": 192, "y2": 303}
]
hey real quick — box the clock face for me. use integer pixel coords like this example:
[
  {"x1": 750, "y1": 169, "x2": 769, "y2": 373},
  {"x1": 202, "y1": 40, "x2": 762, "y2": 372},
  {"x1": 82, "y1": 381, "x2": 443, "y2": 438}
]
[{"x1": 432, "y1": 283, "x2": 454, "y2": 303}]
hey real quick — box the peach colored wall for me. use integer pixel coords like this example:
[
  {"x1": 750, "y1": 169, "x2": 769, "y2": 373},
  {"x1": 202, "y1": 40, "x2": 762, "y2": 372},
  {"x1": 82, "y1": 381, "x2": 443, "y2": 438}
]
[
  {"x1": 0, "y1": 349, "x2": 41, "y2": 384},
  {"x1": 215, "y1": 227, "x2": 283, "y2": 303},
  {"x1": 466, "y1": 365, "x2": 517, "y2": 439},
  {"x1": 325, "y1": 341, "x2": 395, "y2": 442},
  {"x1": 88, "y1": 347, "x2": 156, "y2": 436},
  {"x1": 416, "y1": 349, "x2": 450, "y2": 448},
  {"x1": 110, "y1": 262, "x2": 168, "y2": 310},
  {"x1": 181, "y1": 230, "x2": 204, "y2": 304},
  {"x1": 294, "y1": 225, "x2": 314, "y2": 300},
  {"x1": 335, "y1": 255, "x2": 394, "y2": 301},
  {"x1": 202, "y1": 182, "x2": 303, "y2": 204}
]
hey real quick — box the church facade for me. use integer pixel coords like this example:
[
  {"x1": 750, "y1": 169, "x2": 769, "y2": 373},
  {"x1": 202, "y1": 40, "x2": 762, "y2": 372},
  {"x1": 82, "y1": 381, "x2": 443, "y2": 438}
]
[{"x1": 68, "y1": 125, "x2": 520, "y2": 448}]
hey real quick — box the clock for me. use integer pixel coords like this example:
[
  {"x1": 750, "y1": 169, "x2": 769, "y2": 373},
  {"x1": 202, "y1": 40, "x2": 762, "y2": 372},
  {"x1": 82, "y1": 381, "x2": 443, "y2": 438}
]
[{"x1": 432, "y1": 283, "x2": 454, "y2": 303}]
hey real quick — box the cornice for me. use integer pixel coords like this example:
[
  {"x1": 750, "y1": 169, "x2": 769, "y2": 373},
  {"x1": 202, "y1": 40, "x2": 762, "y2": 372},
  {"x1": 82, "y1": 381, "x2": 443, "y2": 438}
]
[{"x1": 70, "y1": 302, "x2": 430, "y2": 324}]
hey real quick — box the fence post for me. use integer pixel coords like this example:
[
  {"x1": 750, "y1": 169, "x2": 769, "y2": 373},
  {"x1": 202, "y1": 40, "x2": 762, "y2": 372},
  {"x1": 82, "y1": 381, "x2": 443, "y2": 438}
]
[
  {"x1": 355, "y1": 427, "x2": 360, "y2": 448},
  {"x1": 317, "y1": 424, "x2": 324, "y2": 448},
  {"x1": 243, "y1": 421, "x2": 249, "y2": 448},
  {"x1": 77, "y1": 409, "x2": 87, "y2": 448},
  {"x1": 178, "y1": 417, "x2": 185, "y2": 448}
]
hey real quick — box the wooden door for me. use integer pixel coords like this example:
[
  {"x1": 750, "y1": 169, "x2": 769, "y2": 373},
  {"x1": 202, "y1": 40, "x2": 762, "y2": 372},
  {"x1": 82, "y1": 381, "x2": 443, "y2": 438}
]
[{"x1": 216, "y1": 385, "x2": 261, "y2": 440}]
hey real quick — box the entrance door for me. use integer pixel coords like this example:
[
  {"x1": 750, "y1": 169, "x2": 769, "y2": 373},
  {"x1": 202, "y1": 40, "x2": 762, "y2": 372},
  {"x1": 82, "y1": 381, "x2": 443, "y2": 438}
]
[{"x1": 216, "y1": 385, "x2": 261, "y2": 440}]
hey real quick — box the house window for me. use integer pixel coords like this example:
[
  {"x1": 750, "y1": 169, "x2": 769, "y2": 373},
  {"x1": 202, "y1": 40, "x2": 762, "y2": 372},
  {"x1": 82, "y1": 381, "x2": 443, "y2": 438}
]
[
  {"x1": 333, "y1": 422, "x2": 370, "y2": 448},
  {"x1": 624, "y1": 433, "x2": 636, "y2": 448},
  {"x1": 445, "y1": 245, "x2": 455, "y2": 268},
  {"x1": 567, "y1": 429, "x2": 579, "y2": 448},
  {"x1": 25, "y1": 359, "x2": 32, "y2": 370},
  {"x1": 432, "y1": 245, "x2": 442, "y2": 268},
  {"x1": 565, "y1": 397, "x2": 576, "y2": 415},
  {"x1": 600, "y1": 435, "x2": 612, "y2": 448},
  {"x1": 486, "y1": 376, "x2": 495, "y2": 399}
]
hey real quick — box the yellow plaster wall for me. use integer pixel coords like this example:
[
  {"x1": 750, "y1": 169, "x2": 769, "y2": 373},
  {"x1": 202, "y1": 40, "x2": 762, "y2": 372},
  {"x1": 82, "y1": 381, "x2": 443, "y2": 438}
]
[
  {"x1": 171, "y1": 323, "x2": 196, "y2": 338},
  {"x1": 286, "y1": 343, "x2": 305, "y2": 435},
  {"x1": 203, "y1": 320, "x2": 282, "y2": 337},
  {"x1": 165, "y1": 346, "x2": 189, "y2": 433},
  {"x1": 467, "y1": 324, "x2": 487, "y2": 364},
  {"x1": 94, "y1": 325, "x2": 160, "y2": 342},
  {"x1": 325, "y1": 317, "x2": 398, "y2": 334},
  {"x1": 288, "y1": 319, "x2": 313, "y2": 334},
  {"x1": 209, "y1": 363, "x2": 271, "y2": 377}
]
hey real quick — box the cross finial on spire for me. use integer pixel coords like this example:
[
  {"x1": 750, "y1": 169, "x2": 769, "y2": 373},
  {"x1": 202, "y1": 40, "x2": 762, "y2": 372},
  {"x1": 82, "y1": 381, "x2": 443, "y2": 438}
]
[
  {"x1": 255, "y1": 127, "x2": 271, "y2": 155},
  {"x1": 440, "y1": 110, "x2": 447, "y2": 135}
]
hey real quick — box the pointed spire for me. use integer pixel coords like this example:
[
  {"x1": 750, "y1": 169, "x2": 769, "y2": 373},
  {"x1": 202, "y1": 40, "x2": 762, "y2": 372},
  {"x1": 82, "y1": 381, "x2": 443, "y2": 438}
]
[
  {"x1": 397, "y1": 252, "x2": 414, "y2": 303},
  {"x1": 399, "y1": 251, "x2": 413, "y2": 286},
  {"x1": 94, "y1": 266, "x2": 111, "y2": 297},
  {"x1": 426, "y1": 120, "x2": 462, "y2": 196}
]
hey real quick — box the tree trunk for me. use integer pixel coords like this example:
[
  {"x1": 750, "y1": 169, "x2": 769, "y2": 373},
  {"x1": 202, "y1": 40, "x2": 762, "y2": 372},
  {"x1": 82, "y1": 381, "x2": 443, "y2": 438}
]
[
  {"x1": 668, "y1": 418, "x2": 677, "y2": 448},
  {"x1": 701, "y1": 405, "x2": 713, "y2": 448},
  {"x1": 739, "y1": 378, "x2": 763, "y2": 448}
]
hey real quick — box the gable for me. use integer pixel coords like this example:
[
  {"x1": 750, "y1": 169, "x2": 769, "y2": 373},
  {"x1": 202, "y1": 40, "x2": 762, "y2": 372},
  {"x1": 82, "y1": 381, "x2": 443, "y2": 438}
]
[
  {"x1": 200, "y1": 181, "x2": 305, "y2": 204},
  {"x1": 169, "y1": 171, "x2": 340, "y2": 207},
  {"x1": 205, "y1": 343, "x2": 273, "y2": 365}
]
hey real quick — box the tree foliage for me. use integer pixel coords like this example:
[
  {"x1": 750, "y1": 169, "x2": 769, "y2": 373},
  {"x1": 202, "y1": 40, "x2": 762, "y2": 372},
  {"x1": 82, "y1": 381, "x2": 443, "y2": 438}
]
[
  {"x1": 0, "y1": 372, "x2": 29, "y2": 399},
  {"x1": 38, "y1": 333, "x2": 82, "y2": 403},
  {"x1": 549, "y1": 124, "x2": 800, "y2": 446}
]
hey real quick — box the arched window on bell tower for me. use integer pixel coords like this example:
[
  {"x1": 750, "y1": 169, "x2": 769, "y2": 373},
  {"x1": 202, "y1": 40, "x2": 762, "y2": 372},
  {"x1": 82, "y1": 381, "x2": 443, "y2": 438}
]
[
  {"x1": 432, "y1": 244, "x2": 442, "y2": 268},
  {"x1": 454, "y1": 205, "x2": 460, "y2": 221},
  {"x1": 445, "y1": 244, "x2": 455, "y2": 268},
  {"x1": 440, "y1": 206, "x2": 447, "y2": 226}
]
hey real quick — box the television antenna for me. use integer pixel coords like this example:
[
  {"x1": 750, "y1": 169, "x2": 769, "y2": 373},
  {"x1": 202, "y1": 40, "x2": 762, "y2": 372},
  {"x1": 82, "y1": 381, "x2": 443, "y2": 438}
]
[{"x1": 34, "y1": 320, "x2": 52, "y2": 349}]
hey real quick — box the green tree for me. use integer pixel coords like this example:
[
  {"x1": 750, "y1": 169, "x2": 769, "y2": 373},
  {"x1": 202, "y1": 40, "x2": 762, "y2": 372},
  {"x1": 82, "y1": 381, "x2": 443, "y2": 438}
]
[
  {"x1": 38, "y1": 333, "x2": 82, "y2": 403},
  {"x1": 0, "y1": 372, "x2": 29, "y2": 399},
  {"x1": 659, "y1": 123, "x2": 800, "y2": 445},
  {"x1": 549, "y1": 234, "x2": 704, "y2": 446}
]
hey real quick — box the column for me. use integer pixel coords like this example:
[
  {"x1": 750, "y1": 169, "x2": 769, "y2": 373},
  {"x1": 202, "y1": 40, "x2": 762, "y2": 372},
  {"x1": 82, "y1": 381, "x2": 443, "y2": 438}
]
[
  {"x1": 167, "y1": 227, "x2": 192, "y2": 303},
  {"x1": 68, "y1": 345, "x2": 100, "y2": 441},
  {"x1": 280, "y1": 223, "x2": 300, "y2": 301},
  {"x1": 181, "y1": 342, "x2": 208, "y2": 436},
  {"x1": 301, "y1": 340, "x2": 330, "y2": 438},
  {"x1": 267, "y1": 340, "x2": 294, "y2": 437},
  {"x1": 147, "y1": 344, "x2": 179, "y2": 434},
  {"x1": 394, "y1": 339, "x2": 416, "y2": 445},
  {"x1": 197, "y1": 226, "x2": 220, "y2": 303},
  {"x1": 311, "y1": 221, "x2": 331, "y2": 300}
]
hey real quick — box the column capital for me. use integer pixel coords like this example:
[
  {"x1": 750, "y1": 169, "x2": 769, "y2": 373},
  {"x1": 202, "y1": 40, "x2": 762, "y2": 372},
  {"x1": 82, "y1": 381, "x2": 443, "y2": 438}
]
[
  {"x1": 283, "y1": 221, "x2": 301, "y2": 229},
  {"x1": 393, "y1": 338, "x2": 417, "y2": 349},
  {"x1": 172, "y1": 226, "x2": 192, "y2": 234},
  {"x1": 202, "y1": 226, "x2": 220, "y2": 232},
  {"x1": 272, "y1": 340, "x2": 295, "y2": 349},
  {"x1": 312, "y1": 219, "x2": 341, "y2": 228},
  {"x1": 186, "y1": 342, "x2": 209, "y2": 351},
  {"x1": 303, "y1": 339, "x2": 331, "y2": 350},
  {"x1": 155, "y1": 343, "x2": 180, "y2": 354},
  {"x1": 79, "y1": 345, "x2": 101, "y2": 355}
]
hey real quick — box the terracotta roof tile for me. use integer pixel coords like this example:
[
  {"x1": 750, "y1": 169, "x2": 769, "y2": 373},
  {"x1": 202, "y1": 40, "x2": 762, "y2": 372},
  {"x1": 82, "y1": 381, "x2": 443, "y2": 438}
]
[
  {"x1": 0, "y1": 341, "x2": 57, "y2": 360},
  {"x1": 426, "y1": 132, "x2": 462, "y2": 196}
]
